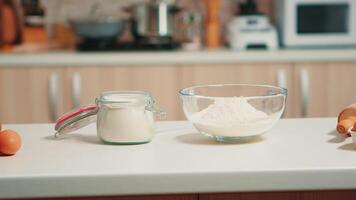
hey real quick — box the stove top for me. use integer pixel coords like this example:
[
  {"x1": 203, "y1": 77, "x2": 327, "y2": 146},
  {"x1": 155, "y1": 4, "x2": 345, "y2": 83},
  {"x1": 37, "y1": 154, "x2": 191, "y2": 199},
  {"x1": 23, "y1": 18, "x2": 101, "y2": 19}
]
[{"x1": 76, "y1": 37, "x2": 180, "y2": 51}]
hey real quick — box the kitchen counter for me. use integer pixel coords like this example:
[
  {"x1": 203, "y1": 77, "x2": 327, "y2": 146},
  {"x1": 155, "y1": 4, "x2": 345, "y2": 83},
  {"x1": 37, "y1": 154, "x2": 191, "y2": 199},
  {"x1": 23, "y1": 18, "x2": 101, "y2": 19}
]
[
  {"x1": 1, "y1": 118, "x2": 356, "y2": 199},
  {"x1": 0, "y1": 48, "x2": 356, "y2": 66}
]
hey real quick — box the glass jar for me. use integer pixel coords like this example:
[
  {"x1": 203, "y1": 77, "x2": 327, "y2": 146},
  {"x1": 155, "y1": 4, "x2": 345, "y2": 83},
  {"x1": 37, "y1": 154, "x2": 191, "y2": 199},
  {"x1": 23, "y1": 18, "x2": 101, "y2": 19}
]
[
  {"x1": 54, "y1": 91, "x2": 165, "y2": 144},
  {"x1": 96, "y1": 91, "x2": 162, "y2": 144}
]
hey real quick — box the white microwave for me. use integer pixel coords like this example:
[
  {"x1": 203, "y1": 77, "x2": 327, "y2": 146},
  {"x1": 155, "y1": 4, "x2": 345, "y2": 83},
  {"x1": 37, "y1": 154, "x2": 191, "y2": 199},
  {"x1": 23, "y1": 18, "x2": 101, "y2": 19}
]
[{"x1": 275, "y1": 0, "x2": 356, "y2": 48}]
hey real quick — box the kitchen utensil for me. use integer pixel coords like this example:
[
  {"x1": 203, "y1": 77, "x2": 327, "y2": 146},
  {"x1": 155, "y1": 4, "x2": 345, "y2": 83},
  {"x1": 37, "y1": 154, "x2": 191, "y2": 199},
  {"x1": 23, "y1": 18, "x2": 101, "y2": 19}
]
[
  {"x1": 55, "y1": 91, "x2": 165, "y2": 144},
  {"x1": 204, "y1": 0, "x2": 221, "y2": 49},
  {"x1": 129, "y1": 0, "x2": 180, "y2": 45},
  {"x1": 180, "y1": 12, "x2": 203, "y2": 50},
  {"x1": 71, "y1": 20, "x2": 124, "y2": 39},
  {"x1": 70, "y1": 3, "x2": 125, "y2": 50},
  {"x1": 179, "y1": 84, "x2": 287, "y2": 142},
  {"x1": 0, "y1": 0, "x2": 23, "y2": 46}
]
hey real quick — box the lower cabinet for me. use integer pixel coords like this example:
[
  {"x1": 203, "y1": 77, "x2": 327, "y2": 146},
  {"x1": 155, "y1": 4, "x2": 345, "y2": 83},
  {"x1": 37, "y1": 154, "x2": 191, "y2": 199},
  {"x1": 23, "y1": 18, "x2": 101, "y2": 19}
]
[
  {"x1": 6, "y1": 191, "x2": 356, "y2": 200},
  {"x1": 1, "y1": 62, "x2": 356, "y2": 123},
  {"x1": 0, "y1": 67, "x2": 65, "y2": 123},
  {"x1": 64, "y1": 65, "x2": 181, "y2": 120},
  {"x1": 294, "y1": 62, "x2": 356, "y2": 118},
  {"x1": 327, "y1": 62, "x2": 356, "y2": 116},
  {"x1": 0, "y1": 194, "x2": 197, "y2": 200},
  {"x1": 66, "y1": 63, "x2": 294, "y2": 121},
  {"x1": 293, "y1": 63, "x2": 329, "y2": 117},
  {"x1": 0, "y1": 65, "x2": 181, "y2": 123},
  {"x1": 199, "y1": 190, "x2": 356, "y2": 200}
]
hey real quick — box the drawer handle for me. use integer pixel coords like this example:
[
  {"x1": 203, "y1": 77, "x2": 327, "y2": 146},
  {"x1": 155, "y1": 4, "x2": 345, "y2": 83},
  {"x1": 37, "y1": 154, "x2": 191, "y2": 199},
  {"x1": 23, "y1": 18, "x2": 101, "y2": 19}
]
[
  {"x1": 300, "y1": 69, "x2": 309, "y2": 117},
  {"x1": 49, "y1": 73, "x2": 59, "y2": 122},
  {"x1": 72, "y1": 73, "x2": 81, "y2": 109}
]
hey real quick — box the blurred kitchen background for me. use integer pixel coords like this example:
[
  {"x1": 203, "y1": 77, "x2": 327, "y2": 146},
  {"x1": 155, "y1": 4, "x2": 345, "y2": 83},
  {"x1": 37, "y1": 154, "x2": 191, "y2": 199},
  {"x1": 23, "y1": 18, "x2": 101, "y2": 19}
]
[{"x1": 0, "y1": 0, "x2": 356, "y2": 123}]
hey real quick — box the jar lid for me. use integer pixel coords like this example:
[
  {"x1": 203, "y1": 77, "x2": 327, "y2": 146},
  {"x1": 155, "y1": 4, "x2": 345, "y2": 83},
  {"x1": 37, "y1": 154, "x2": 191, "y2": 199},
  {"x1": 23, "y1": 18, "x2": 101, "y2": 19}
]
[
  {"x1": 55, "y1": 105, "x2": 98, "y2": 137},
  {"x1": 96, "y1": 91, "x2": 153, "y2": 106}
]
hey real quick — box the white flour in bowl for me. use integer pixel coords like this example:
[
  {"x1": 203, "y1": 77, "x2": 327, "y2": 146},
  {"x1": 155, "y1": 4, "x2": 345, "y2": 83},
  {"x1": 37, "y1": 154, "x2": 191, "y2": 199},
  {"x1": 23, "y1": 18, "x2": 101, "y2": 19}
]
[{"x1": 189, "y1": 97, "x2": 280, "y2": 137}]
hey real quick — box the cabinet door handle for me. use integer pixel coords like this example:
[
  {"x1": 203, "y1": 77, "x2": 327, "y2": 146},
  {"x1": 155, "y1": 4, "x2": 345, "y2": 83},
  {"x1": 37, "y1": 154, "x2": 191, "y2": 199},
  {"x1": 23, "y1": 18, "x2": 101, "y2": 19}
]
[
  {"x1": 277, "y1": 69, "x2": 287, "y2": 89},
  {"x1": 72, "y1": 73, "x2": 81, "y2": 109},
  {"x1": 49, "y1": 73, "x2": 59, "y2": 122},
  {"x1": 276, "y1": 69, "x2": 287, "y2": 118},
  {"x1": 299, "y1": 69, "x2": 310, "y2": 117}
]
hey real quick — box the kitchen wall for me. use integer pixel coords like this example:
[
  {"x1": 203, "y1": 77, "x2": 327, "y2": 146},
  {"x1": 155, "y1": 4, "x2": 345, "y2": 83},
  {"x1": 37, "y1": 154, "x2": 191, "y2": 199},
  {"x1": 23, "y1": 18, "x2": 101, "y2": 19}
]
[{"x1": 42, "y1": 0, "x2": 274, "y2": 21}]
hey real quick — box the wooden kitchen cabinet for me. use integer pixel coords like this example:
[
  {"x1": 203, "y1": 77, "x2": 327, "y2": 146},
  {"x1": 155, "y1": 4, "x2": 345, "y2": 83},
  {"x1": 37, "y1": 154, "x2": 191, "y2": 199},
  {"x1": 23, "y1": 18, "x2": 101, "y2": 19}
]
[
  {"x1": 200, "y1": 190, "x2": 356, "y2": 200},
  {"x1": 1, "y1": 61, "x2": 356, "y2": 123},
  {"x1": 0, "y1": 65, "x2": 181, "y2": 122},
  {"x1": 3, "y1": 194, "x2": 197, "y2": 200},
  {"x1": 293, "y1": 63, "x2": 329, "y2": 117},
  {"x1": 68, "y1": 64, "x2": 294, "y2": 121},
  {"x1": 179, "y1": 63, "x2": 295, "y2": 118},
  {"x1": 4, "y1": 191, "x2": 356, "y2": 200},
  {"x1": 0, "y1": 67, "x2": 66, "y2": 123},
  {"x1": 63, "y1": 66, "x2": 131, "y2": 110},
  {"x1": 327, "y1": 62, "x2": 356, "y2": 116},
  {"x1": 126, "y1": 65, "x2": 181, "y2": 120},
  {"x1": 64, "y1": 65, "x2": 181, "y2": 120},
  {"x1": 294, "y1": 62, "x2": 356, "y2": 118}
]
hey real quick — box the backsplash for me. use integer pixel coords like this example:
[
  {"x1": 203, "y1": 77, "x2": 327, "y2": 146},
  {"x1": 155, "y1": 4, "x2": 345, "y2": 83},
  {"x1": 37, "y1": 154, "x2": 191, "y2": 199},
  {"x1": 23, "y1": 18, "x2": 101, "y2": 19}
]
[{"x1": 42, "y1": 0, "x2": 274, "y2": 24}]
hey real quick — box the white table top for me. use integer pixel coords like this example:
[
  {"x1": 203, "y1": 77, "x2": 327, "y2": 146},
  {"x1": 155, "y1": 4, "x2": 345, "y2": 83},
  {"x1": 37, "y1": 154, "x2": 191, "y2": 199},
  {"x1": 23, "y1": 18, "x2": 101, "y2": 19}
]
[{"x1": 0, "y1": 118, "x2": 355, "y2": 199}]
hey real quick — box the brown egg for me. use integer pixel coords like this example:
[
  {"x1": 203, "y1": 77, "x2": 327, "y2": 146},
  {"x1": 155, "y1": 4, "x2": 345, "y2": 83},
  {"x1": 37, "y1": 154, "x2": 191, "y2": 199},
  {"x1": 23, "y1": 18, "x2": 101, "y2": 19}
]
[
  {"x1": 0, "y1": 122, "x2": 2, "y2": 131},
  {"x1": 0, "y1": 129, "x2": 21, "y2": 156}
]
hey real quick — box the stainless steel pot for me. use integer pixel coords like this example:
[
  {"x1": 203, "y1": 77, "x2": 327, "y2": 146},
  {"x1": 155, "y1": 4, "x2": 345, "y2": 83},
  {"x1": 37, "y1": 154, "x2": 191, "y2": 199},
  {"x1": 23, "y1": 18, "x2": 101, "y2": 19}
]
[{"x1": 131, "y1": 0, "x2": 180, "y2": 38}]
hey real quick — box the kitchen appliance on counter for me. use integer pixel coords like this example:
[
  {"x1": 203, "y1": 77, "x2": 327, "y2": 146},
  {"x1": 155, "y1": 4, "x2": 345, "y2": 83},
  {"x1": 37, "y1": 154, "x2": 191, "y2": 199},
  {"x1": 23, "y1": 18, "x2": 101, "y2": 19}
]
[
  {"x1": 275, "y1": 0, "x2": 356, "y2": 48},
  {"x1": 227, "y1": 0, "x2": 278, "y2": 50},
  {"x1": 21, "y1": 0, "x2": 45, "y2": 26}
]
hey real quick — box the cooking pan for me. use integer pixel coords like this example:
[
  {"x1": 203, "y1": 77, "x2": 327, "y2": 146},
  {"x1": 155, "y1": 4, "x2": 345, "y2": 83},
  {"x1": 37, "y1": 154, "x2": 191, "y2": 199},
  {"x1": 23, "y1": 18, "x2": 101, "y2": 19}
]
[
  {"x1": 70, "y1": 3, "x2": 124, "y2": 39},
  {"x1": 71, "y1": 19, "x2": 124, "y2": 39}
]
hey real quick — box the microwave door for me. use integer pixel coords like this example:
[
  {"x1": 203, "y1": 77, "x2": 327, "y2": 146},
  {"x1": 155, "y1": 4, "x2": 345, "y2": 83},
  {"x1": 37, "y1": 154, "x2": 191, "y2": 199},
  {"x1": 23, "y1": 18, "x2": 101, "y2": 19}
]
[{"x1": 297, "y1": 4, "x2": 349, "y2": 34}]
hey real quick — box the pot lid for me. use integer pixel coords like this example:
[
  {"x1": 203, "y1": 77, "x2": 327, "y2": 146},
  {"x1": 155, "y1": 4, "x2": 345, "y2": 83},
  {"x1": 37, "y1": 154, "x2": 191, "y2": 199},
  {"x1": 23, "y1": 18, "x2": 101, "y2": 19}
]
[{"x1": 55, "y1": 105, "x2": 98, "y2": 137}]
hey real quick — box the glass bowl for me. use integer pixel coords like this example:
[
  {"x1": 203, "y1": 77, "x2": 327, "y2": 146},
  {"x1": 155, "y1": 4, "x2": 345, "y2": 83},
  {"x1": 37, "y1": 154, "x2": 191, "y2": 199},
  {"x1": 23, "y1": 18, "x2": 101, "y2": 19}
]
[{"x1": 179, "y1": 84, "x2": 287, "y2": 142}]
